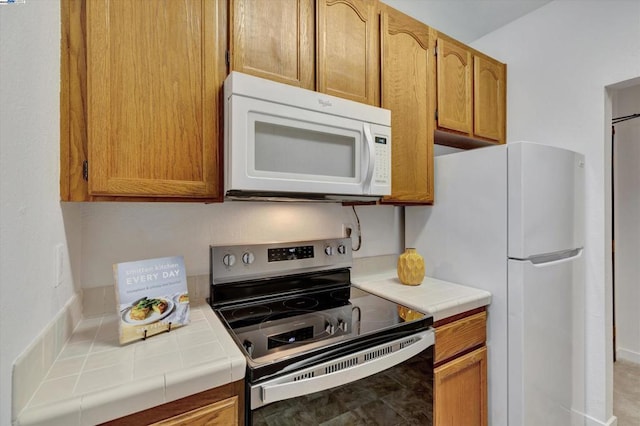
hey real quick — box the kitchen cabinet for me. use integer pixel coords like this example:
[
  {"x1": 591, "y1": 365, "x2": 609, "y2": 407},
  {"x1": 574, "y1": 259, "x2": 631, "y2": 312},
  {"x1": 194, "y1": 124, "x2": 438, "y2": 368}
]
[
  {"x1": 60, "y1": 0, "x2": 226, "y2": 201},
  {"x1": 474, "y1": 53, "x2": 506, "y2": 143},
  {"x1": 379, "y1": 5, "x2": 434, "y2": 204},
  {"x1": 435, "y1": 36, "x2": 473, "y2": 136},
  {"x1": 317, "y1": 0, "x2": 380, "y2": 105},
  {"x1": 433, "y1": 309, "x2": 488, "y2": 426},
  {"x1": 435, "y1": 34, "x2": 506, "y2": 145},
  {"x1": 150, "y1": 397, "x2": 237, "y2": 425},
  {"x1": 101, "y1": 380, "x2": 243, "y2": 426},
  {"x1": 229, "y1": 0, "x2": 380, "y2": 105},
  {"x1": 229, "y1": 0, "x2": 315, "y2": 89}
]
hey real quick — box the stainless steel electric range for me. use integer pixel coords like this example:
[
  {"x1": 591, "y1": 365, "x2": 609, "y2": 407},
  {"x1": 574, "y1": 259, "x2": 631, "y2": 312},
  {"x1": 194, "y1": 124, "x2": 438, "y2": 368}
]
[{"x1": 210, "y1": 238, "x2": 434, "y2": 425}]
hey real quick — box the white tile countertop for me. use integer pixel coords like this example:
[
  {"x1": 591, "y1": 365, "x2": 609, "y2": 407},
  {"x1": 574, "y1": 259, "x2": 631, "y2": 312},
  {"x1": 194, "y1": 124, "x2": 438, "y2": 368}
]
[
  {"x1": 15, "y1": 299, "x2": 245, "y2": 426},
  {"x1": 351, "y1": 270, "x2": 492, "y2": 322},
  {"x1": 15, "y1": 263, "x2": 489, "y2": 426}
]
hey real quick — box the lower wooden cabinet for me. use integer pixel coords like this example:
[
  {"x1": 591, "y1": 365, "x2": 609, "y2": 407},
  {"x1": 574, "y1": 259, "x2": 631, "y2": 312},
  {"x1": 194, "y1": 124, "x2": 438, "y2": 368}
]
[
  {"x1": 434, "y1": 347, "x2": 487, "y2": 426},
  {"x1": 433, "y1": 309, "x2": 488, "y2": 426},
  {"x1": 100, "y1": 380, "x2": 244, "y2": 426},
  {"x1": 150, "y1": 396, "x2": 238, "y2": 426}
]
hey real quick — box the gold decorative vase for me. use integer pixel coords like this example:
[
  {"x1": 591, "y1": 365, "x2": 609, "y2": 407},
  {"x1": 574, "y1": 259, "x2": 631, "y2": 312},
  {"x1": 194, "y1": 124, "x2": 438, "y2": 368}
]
[{"x1": 397, "y1": 248, "x2": 425, "y2": 286}]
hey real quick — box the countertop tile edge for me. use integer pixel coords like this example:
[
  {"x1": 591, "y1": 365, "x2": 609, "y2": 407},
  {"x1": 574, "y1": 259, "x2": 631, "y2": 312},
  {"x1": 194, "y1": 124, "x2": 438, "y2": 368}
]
[
  {"x1": 15, "y1": 397, "x2": 82, "y2": 426},
  {"x1": 164, "y1": 360, "x2": 233, "y2": 402},
  {"x1": 15, "y1": 359, "x2": 238, "y2": 426},
  {"x1": 16, "y1": 300, "x2": 246, "y2": 426},
  {"x1": 80, "y1": 375, "x2": 166, "y2": 426}
]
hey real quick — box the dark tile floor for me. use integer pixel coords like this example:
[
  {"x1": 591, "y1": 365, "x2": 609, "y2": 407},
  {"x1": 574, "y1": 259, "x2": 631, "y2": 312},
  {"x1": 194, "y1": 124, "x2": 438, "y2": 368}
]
[{"x1": 252, "y1": 350, "x2": 433, "y2": 426}]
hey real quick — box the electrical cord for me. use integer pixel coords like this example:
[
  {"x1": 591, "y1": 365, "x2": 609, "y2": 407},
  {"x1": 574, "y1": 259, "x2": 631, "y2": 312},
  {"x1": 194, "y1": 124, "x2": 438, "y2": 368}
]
[{"x1": 351, "y1": 205, "x2": 362, "y2": 251}]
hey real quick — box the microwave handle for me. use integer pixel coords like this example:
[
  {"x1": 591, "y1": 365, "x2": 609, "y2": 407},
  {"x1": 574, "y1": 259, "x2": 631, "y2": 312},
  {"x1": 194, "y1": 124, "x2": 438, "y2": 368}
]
[{"x1": 363, "y1": 123, "x2": 375, "y2": 193}]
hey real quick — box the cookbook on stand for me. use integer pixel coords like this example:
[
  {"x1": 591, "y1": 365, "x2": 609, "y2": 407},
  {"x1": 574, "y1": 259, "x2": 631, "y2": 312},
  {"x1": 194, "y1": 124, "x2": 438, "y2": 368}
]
[{"x1": 114, "y1": 256, "x2": 190, "y2": 344}]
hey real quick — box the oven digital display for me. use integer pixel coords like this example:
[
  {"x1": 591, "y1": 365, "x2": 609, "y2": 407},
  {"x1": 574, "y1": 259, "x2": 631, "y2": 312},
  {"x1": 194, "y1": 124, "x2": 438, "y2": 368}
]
[
  {"x1": 268, "y1": 245, "x2": 314, "y2": 262},
  {"x1": 268, "y1": 326, "x2": 314, "y2": 349}
]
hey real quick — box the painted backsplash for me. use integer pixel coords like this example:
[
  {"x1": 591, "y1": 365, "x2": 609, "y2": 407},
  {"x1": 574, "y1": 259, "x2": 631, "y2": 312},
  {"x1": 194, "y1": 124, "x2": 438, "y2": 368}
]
[{"x1": 78, "y1": 202, "x2": 404, "y2": 289}]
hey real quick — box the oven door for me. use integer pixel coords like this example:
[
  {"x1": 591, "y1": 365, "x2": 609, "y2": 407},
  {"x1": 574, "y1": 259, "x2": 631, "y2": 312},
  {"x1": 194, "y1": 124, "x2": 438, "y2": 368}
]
[{"x1": 248, "y1": 329, "x2": 434, "y2": 425}]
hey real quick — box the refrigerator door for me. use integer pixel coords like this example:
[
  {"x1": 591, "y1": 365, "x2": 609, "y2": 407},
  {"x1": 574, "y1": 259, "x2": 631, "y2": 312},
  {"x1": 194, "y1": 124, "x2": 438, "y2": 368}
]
[
  {"x1": 508, "y1": 142, "x2": 585, "y2": 259},
  {"x1": 508, "y1": 250, "x2": 585, "y2": 426}
]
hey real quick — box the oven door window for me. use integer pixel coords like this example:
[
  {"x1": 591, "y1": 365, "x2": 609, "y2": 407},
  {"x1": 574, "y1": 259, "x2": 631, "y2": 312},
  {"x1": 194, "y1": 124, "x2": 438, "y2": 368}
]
[{"x1": 250, "y1": 339, "x2": 433, "y2": 425}]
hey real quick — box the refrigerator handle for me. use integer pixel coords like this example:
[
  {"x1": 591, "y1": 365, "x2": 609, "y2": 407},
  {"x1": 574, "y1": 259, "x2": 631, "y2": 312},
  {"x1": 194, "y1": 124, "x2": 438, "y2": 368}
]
[{"x1": 529, "y1": 248, "x2": 582, "y2": 266}]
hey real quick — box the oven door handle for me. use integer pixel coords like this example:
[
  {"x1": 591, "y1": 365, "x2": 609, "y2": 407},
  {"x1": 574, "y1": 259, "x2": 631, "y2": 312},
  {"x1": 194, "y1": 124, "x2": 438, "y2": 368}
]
[{"x1": 255, "y1": 330, "x2": 434, "y2": 409}]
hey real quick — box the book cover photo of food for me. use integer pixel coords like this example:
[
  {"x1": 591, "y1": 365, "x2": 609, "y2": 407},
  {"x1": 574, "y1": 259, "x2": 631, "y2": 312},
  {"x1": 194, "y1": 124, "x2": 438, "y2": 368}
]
[{"x1": 114, "y1": 256, "x2": 190, "y2": 344}]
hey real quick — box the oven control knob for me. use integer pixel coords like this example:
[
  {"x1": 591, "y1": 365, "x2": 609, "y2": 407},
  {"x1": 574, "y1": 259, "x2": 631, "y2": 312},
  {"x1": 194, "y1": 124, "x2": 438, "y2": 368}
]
[
  {"x1": 324, "y1": 246, "x2": 334, "y2": 256},
  {"x1": 242, "y1": 251, "x2": 255, "y2": 265},
  {"x1": 243, "y1": 340, "x2": 254, "y2": 357},
  {"x1": 222, "y1": 253, "x2": 236, "y2": 267},
  {"x1": 337, "y1": 244, "x2": 346, "y2": 255},
  {"x1": 325, "y1": 321, "x2": 335, "y2": 334}
]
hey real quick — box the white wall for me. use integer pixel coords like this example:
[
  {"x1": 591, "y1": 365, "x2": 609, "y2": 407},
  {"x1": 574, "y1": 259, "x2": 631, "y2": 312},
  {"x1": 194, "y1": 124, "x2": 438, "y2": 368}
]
[
  {"x1": 0, "y1": 2, "x2": 79, "y2": 425},
  {"x1": 471, "y1": 1, "x2": 640, "y2": 424},
  {"x1": 613, "y1": 84, "x2": 640, "y2": 364}
]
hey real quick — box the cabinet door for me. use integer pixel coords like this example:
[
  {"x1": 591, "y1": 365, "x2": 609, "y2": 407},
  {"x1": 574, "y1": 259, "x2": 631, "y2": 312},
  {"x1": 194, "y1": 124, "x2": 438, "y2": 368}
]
[
  {"x1": 86, "y1": 0, "x2": 223, "y2": 199},
  {"x1": 436, "y1": 37, "x2": 473, "y2": 135},
  {"x1": 380, "y1": 6, "x2": 433, "y2": 204},
  {"x1": 230, "y1": 0, "x2": 315, "y2": 89},
  {"x1": 434, "y1": 347, "x2": 488, "y2": 426},
  {"x1": 474, "y1": 55, "x2": 506, "y2": 144},
  {"x1": 317, "y1": 0, "x2": 379, "y2": 105}
]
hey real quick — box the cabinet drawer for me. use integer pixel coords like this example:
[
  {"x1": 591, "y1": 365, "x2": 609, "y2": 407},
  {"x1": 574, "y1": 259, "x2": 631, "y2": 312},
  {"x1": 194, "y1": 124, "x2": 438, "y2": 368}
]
[
  {"x1": 435, "y1": 311, "x2": 486, "y2": 364},
  {"x1": 150, "y1": 396, "x2": 238, "y2": 426}
]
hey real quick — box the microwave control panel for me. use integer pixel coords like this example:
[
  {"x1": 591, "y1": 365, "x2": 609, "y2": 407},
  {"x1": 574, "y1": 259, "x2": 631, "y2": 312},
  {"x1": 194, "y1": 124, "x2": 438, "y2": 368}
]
[{"x1": 374, "y1": 136, "x2": 390, "y2": 184}]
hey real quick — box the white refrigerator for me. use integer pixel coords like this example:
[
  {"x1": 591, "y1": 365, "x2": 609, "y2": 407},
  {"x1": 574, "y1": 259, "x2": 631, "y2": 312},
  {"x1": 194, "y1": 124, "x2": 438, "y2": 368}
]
[{"x1": 405, "y1": 141, "x2": 585, "y2": 426}]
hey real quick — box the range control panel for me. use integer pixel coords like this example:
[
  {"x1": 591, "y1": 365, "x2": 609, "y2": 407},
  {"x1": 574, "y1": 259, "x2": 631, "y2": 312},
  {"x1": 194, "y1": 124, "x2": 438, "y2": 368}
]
[
  {"x1": 268, "y1": 245, "x2": 314, "y2": 262},
  {"x1": 211, "y1": 238, "x2": 352, "y2": 283}
]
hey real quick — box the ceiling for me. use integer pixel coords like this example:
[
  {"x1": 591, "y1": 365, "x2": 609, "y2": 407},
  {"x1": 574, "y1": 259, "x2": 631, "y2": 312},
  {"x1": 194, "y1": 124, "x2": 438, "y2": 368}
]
[{"x1": 382, "y1": 0, "x2": 552, "y2": 44}]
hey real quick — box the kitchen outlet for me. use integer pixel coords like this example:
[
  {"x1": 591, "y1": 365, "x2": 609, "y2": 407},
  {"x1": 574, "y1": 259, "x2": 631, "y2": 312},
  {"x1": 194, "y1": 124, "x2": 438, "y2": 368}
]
[{"x1": 54, "y1": 243, "x2": 64, "y2": 287}]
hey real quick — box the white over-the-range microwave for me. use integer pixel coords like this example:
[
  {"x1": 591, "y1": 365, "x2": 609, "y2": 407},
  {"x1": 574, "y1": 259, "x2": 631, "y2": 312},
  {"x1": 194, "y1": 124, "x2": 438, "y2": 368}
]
[{"x1": 224, "y1": 71, "x2": 391, "y2": 202}]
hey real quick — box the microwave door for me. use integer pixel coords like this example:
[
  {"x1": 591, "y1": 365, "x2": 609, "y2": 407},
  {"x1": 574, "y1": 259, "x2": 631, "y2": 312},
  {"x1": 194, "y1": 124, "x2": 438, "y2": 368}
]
[{"x1": 227, "y1": 95, "x2": 376, "y2": 196}]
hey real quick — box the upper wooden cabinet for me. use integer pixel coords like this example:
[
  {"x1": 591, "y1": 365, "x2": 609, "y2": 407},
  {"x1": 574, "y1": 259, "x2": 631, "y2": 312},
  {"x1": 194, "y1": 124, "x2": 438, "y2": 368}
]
[
  {"x1": 229, "y1": 0, "x2": 380, "y2": 105},
  {"x1": 229, "y1": 0, "x2": 315, "y2": 89},
  {"x1": 61, "y1": 0, "x2": 506, "y2": 202},
  {"x1": 436, "y1": 37, "x2": 473, "y2": 135},
  {"x1": 317, "y1": 0, "x2": 380, "y2": 105},
  {"x1": 474, "y1": 54, "x2": 506, "y2": 142},
  {"x1": 61, "y1": 0, "x2": 226, "y2": 201},
  {"x1": 435, "y1": 34, "x2": 506, "y2": 145},
  {"x1": 380, "y1": 5, "x2": 434, "y2": 204}
]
